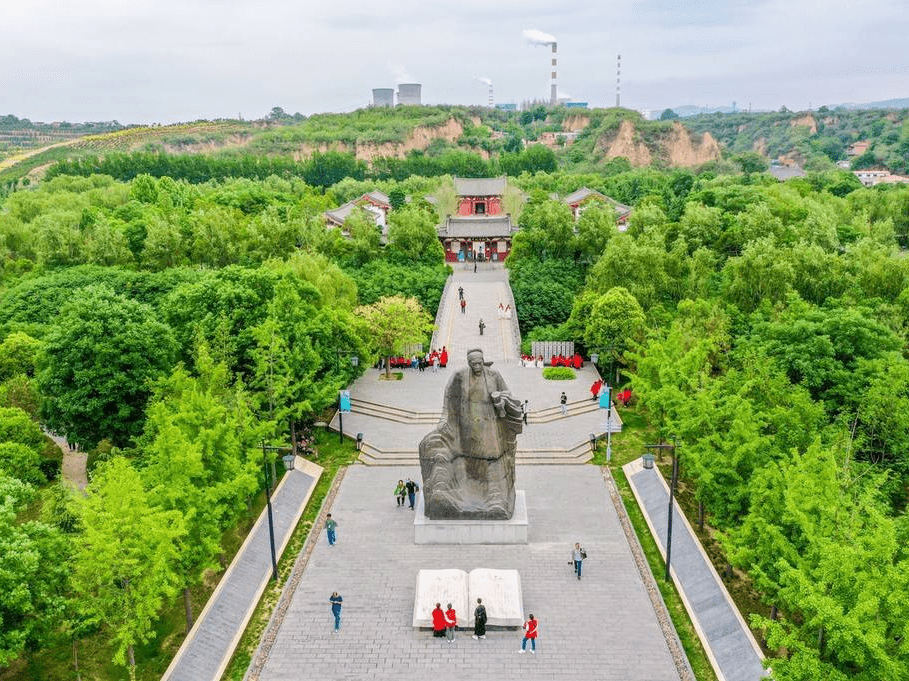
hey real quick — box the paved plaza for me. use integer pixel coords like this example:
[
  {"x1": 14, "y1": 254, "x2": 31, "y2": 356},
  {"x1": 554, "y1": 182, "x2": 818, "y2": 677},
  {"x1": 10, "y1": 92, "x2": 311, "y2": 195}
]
[{"x1": 254, "y1": 465, "x2": 682, "y2": 681}]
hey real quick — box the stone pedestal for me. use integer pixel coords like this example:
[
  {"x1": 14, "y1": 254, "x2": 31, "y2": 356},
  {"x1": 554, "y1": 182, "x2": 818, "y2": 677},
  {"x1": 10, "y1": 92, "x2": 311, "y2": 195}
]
[
  {"x1": 413, "y1": 568, "x2": 523, "y2": 628},
  {"x1": 414, "y1": 491, "x2": 528, "y2": 544}
]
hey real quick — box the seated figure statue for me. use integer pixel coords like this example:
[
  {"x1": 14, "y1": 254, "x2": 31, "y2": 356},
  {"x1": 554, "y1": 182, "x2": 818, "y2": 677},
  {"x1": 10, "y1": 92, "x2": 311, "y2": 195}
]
[{"x1": 419, "y1": 348, "x2": 523, "y2": 519}]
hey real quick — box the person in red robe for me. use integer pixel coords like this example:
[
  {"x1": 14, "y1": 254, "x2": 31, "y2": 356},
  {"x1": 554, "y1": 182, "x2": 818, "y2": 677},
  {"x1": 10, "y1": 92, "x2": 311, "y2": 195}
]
[
  {"x1": 432, "y1": 603, "x2": 447, "y2": 638},
  {"x1": 440, "y1": 347, "x2": 448, "y2": 367},
  {"x1": 590, "y1": 379, "x2": 603, "y2": 400}
]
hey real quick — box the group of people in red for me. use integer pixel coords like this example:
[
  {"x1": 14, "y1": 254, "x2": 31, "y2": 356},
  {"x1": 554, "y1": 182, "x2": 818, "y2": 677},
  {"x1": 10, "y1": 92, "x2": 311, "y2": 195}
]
[
  {"x1": 551, "y1": 352, "x2": 584, "y2": 369},
  {"x1": 589, "y1": 378, "x2": 633, "y2": 406},
  {"x1": 382, "y1": 347, "x2": 449, "y2": 371}
]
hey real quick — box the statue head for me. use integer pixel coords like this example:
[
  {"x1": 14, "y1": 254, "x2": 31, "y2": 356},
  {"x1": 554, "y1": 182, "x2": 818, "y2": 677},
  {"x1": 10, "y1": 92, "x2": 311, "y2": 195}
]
[{"x1": 467, "y1": 349, "x2": 485, "y2": 375}]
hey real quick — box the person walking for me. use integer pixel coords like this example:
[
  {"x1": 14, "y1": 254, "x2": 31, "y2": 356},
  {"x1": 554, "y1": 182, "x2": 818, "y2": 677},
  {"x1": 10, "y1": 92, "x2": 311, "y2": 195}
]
[
  {"x1": 572, "y1": 542, "x2": 587, "y2": 579},
  {"x1": 478, "y1": 319, "x2": 485, "y2": 335},
  {"x1": 405, "y1": 478, "x2": 419, "y2": 510},
  {"x1": 394, "y1": 479, "x2": 406, "y2": 507},
  {"x1": 522, "y1": 400, "x2": 529, "y2": 425},
  {"x1": 472, "y1": 598, "x2": 487, "y2": 640},
  {"x1": 560, "y1": 392, "x2": 568, "y2": 416},
  {"x1": 325, "y1": 513, "x2": 337, "y2": 546},
  {"x1": 432, "y1": 603, "x2": 447, "y2": 639},
  {"x1": 458, "y1": 286, "x2": 464, "y2": 300},
  {"x1": 460, "y1": 299, "x2": 466, "y2": 314},
  {"x1": 519, "y1": 614, "x2": 538, "y2": 654},
  {"x1": 329, "y1": 592, "x2": 343, "y2": 632},
  {"x1": 445, "y1": 603, "x2": 457, "y2": 644}
]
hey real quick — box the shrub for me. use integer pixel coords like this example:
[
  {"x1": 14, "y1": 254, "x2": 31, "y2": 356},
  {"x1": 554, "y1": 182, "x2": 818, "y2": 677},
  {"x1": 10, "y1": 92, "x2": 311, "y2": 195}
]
[{"x1": 542, "y1": 367, "x2": 576, "y2": 380}]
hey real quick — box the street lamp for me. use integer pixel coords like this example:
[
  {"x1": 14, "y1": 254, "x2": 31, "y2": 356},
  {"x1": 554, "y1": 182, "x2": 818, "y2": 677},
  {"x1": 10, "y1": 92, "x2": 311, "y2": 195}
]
[
  {"x1": 336, "y1": 351, "x2": 359, "y2": 445},
  {"x1": 644, "y1": 441, "x2": 679, "y2": 582},
  {"x1": 261, "y1": 442, "x2": 294, "y2": 582}
]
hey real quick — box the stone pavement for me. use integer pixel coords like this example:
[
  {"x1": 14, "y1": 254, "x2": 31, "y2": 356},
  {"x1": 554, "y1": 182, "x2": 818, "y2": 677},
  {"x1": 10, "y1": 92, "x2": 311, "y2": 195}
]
[
  {"x1": 253, "y1": 465, "x2": 684, "y2": 681},
  {"x1": 161, "y1": 458, "x2": 322, "y2": 681},
  {"x1": 332, "y1": 264, "x2": 623, "y2": 462},
  {"x1": 625, "y1": 458, "x2": 768, "y2": 681}
]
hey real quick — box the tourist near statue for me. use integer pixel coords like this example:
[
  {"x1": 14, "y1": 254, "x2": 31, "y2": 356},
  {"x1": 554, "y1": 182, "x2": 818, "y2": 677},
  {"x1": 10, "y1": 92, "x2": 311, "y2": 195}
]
[{"x1": 418, "y1": 348, "x2": 523, "y2": 519}]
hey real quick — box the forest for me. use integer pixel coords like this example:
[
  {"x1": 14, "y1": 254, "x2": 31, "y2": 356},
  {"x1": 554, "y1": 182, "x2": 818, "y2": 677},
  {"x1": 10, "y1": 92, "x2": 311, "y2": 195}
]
[{"x1": 1, "y1": 106, "x2": 909, "y2": 680}]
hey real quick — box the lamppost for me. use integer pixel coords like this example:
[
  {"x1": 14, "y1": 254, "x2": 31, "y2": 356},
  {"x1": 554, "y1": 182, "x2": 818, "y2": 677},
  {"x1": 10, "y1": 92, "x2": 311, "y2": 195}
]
[
  {"x1": 261, "y1": 443, "x2": 295, "y2": 582},
  {"x1": 605, "y1": 385, "x2": 613, "y2": 463},
  {"x1": 598, "y1": 383, "x2": 613, "y2": 462},
  {"x1": 644, "y1": 441, "x2": 678, "y2": 582},
  {"x1": 336, "y1": 351, "x2": 359, "y2": 444},
  {"x1": 665, "y1": 438, "x2": 679, "y2": 583}
]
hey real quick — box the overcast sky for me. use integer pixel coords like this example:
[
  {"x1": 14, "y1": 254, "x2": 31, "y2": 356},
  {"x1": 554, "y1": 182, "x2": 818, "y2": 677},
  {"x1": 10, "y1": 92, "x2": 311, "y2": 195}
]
[{"x1": 2, "y1": 0, "x2": 907, "y2": 124}]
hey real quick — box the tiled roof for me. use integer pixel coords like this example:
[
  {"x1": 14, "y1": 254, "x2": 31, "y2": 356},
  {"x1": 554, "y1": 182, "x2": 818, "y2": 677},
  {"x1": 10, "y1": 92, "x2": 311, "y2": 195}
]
[
  {"x1": 324, "y1": 192, "x2": 389, "y2": 225},
  {"x1": 438, "y1": 215, "x2": 516, "y2": 238},
  {"x1": 364, "y1": 191, "x2": 390, "y2": 206},
  {"x1": 563, "y1": 187, "x2": 632, "y2": 216},
  {"x1": 453, "y1": 176, "x2": 507, "y2": 197}
]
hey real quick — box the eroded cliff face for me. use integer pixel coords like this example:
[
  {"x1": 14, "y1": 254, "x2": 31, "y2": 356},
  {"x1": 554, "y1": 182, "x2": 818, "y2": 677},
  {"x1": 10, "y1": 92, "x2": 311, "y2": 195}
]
[
  {"x1": 790, "y1": 114, "x2": 817, "y2": 133},
  {"x1": 664, "y1": 121, "x2": 722, "y2": 166},
  {"x1": 292, "y1": 118, "x2": 466, "y2": 162},
  {"x1": 596, "y1": 119, "x2": 721, "y2": 167},
  {"x1": 598, "y1": 119, "x2": 653, "y2": 165}
]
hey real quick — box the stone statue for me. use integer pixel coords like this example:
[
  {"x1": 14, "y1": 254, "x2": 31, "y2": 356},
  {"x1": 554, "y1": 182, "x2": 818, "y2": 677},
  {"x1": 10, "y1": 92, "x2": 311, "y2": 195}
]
[{"x1": 419, "y1": 348, "x2": 523, "y2": 519}]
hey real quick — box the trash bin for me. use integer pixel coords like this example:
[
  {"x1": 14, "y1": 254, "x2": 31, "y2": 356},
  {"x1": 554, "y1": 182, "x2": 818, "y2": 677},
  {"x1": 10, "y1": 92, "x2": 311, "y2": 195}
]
[{"x1": 642, "y1": 453, "x2": 655, "y2": 469}]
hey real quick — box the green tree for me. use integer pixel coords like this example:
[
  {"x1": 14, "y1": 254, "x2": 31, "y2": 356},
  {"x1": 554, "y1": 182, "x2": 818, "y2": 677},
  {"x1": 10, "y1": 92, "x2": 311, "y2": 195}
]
[
  {"x1": 0, "y1": 475, "x2": 70, "y2": 667},
  {"x1": 388, "y1": 186, "x2": 406, "y2": 211},
  {"x1": 0, "y1": 332, "x2": 41, "y2": 380},
  {"x1": 581, "y1": 287, "x2": 645, "y2": 381},
  {"x1": 38, "y1": 286, "x2": 178, "y2": 448},
  {"x1": 71, "y1": 457, "x2": 184, "y2": 680},
  {"x1": 356, "y1": 295, "x2": 434, "y2": 378},
  {"x1": 386, "y1": 205, "x2": 444, "y2": 264},
  {"x1": 141, "y1": 362, "x2": 260, "y2": 630}
]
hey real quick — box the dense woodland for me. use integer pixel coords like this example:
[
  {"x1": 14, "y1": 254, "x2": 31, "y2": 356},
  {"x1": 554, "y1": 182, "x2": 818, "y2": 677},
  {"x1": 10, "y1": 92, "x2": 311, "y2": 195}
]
[{"x1": 2, "y1": 104, "x2": 909, "y2": 680}]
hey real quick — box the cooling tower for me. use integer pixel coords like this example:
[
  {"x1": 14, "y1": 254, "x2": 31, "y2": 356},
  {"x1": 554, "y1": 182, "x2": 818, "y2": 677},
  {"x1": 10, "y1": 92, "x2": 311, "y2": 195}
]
[
  {"x1": 397, "y1": 83, "x2": 422, "y2": 106},
  {"x1": 372, "y1": 88, "x2": 394, "y2": 107}
]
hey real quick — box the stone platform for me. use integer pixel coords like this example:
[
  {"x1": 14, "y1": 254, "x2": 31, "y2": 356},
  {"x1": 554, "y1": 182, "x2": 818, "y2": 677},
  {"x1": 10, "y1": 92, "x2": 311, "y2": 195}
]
[{"x1": 413, "y1": 491, "x2": 528, "y2": 544}]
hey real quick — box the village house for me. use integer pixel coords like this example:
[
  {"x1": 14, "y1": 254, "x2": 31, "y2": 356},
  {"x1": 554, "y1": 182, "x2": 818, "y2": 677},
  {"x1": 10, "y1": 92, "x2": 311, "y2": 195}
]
[
  {"x1": 323, "y1": 191, "x2": 391, "y2": 238},
  {"x1": 562, "y1": 187, "x2": 632, "y2": 230}
]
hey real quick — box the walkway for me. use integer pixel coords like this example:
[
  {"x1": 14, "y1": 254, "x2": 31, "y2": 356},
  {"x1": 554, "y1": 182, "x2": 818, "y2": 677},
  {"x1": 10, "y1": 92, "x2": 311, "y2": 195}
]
[
  {"x1": 624, "y1": 458, "x2": 768, "y2": 681},
  {"x1": 331, "y1": 264, "x2": 623, "y2": 464},
  {"x1": 161, "y1": 458, "x2": 322, "y2": 681},
  {"x1": 251, "y1": 465, "x2": 686, "y2": 681}
]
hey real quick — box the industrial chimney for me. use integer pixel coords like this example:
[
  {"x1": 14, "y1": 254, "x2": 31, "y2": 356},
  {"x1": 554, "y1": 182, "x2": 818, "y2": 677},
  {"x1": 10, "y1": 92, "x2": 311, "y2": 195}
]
[
  {"x1": 616, "y1": 54, "x2": 621, "y2": 108},
  {"x1": 550, "y1": 42, "x2": 558, "y2": 106}
]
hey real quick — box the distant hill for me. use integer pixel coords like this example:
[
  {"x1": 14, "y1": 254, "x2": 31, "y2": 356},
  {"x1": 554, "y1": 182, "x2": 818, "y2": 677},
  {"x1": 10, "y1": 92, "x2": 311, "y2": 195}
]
[
  {"x1": 661, "y1": 97, "x2": 909, "y2": 119},
  {"x1": 827, "y1": 97, "x2": 909, "y2": 110},
  {"x1": 682, "y1": 108, "x2": 909, "y2": 174}
]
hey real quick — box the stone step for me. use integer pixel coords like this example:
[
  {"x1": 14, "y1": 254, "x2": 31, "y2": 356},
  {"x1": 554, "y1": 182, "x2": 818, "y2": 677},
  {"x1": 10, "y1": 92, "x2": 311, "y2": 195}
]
[
  {"x1": 349, "y1": 398, "x2": 440, "y2": 424},
  {"x1": 357, "y1": 441, "x2": 594, "y2": 466}
]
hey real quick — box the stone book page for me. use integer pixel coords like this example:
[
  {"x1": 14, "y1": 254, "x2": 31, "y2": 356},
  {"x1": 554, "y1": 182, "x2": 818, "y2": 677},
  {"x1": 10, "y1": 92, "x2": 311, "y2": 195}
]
[{"x1": 413, "y1": 569, "x2": 523, "y2": 628}]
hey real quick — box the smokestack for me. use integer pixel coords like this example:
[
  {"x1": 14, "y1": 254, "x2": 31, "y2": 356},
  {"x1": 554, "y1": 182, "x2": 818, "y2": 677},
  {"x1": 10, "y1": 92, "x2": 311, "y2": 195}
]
[
  {"x1": 551, "y1": 42, "x2": 558, "y2": 106},
  {"x1": 616, "y1": 54, "x2": 621, "y2": 108}
]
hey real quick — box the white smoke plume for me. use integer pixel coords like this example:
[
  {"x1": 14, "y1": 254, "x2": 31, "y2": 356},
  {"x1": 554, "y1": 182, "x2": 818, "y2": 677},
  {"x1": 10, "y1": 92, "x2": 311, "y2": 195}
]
[
  {"x1": 391, "y1": 64, "x2": 414, "y2": 84},
  {"x1": 477, "y1": 77, "x2": 492, "y2": 86},
  {"x1": 522, "y1": 29, "x2": 556, "y2": 46}
]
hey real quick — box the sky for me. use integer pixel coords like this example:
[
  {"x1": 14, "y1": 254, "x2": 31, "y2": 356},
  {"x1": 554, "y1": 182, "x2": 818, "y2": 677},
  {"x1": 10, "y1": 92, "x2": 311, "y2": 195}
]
[{"x1": 2, "y1": 0, "x2": 908, "y2": 125}]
